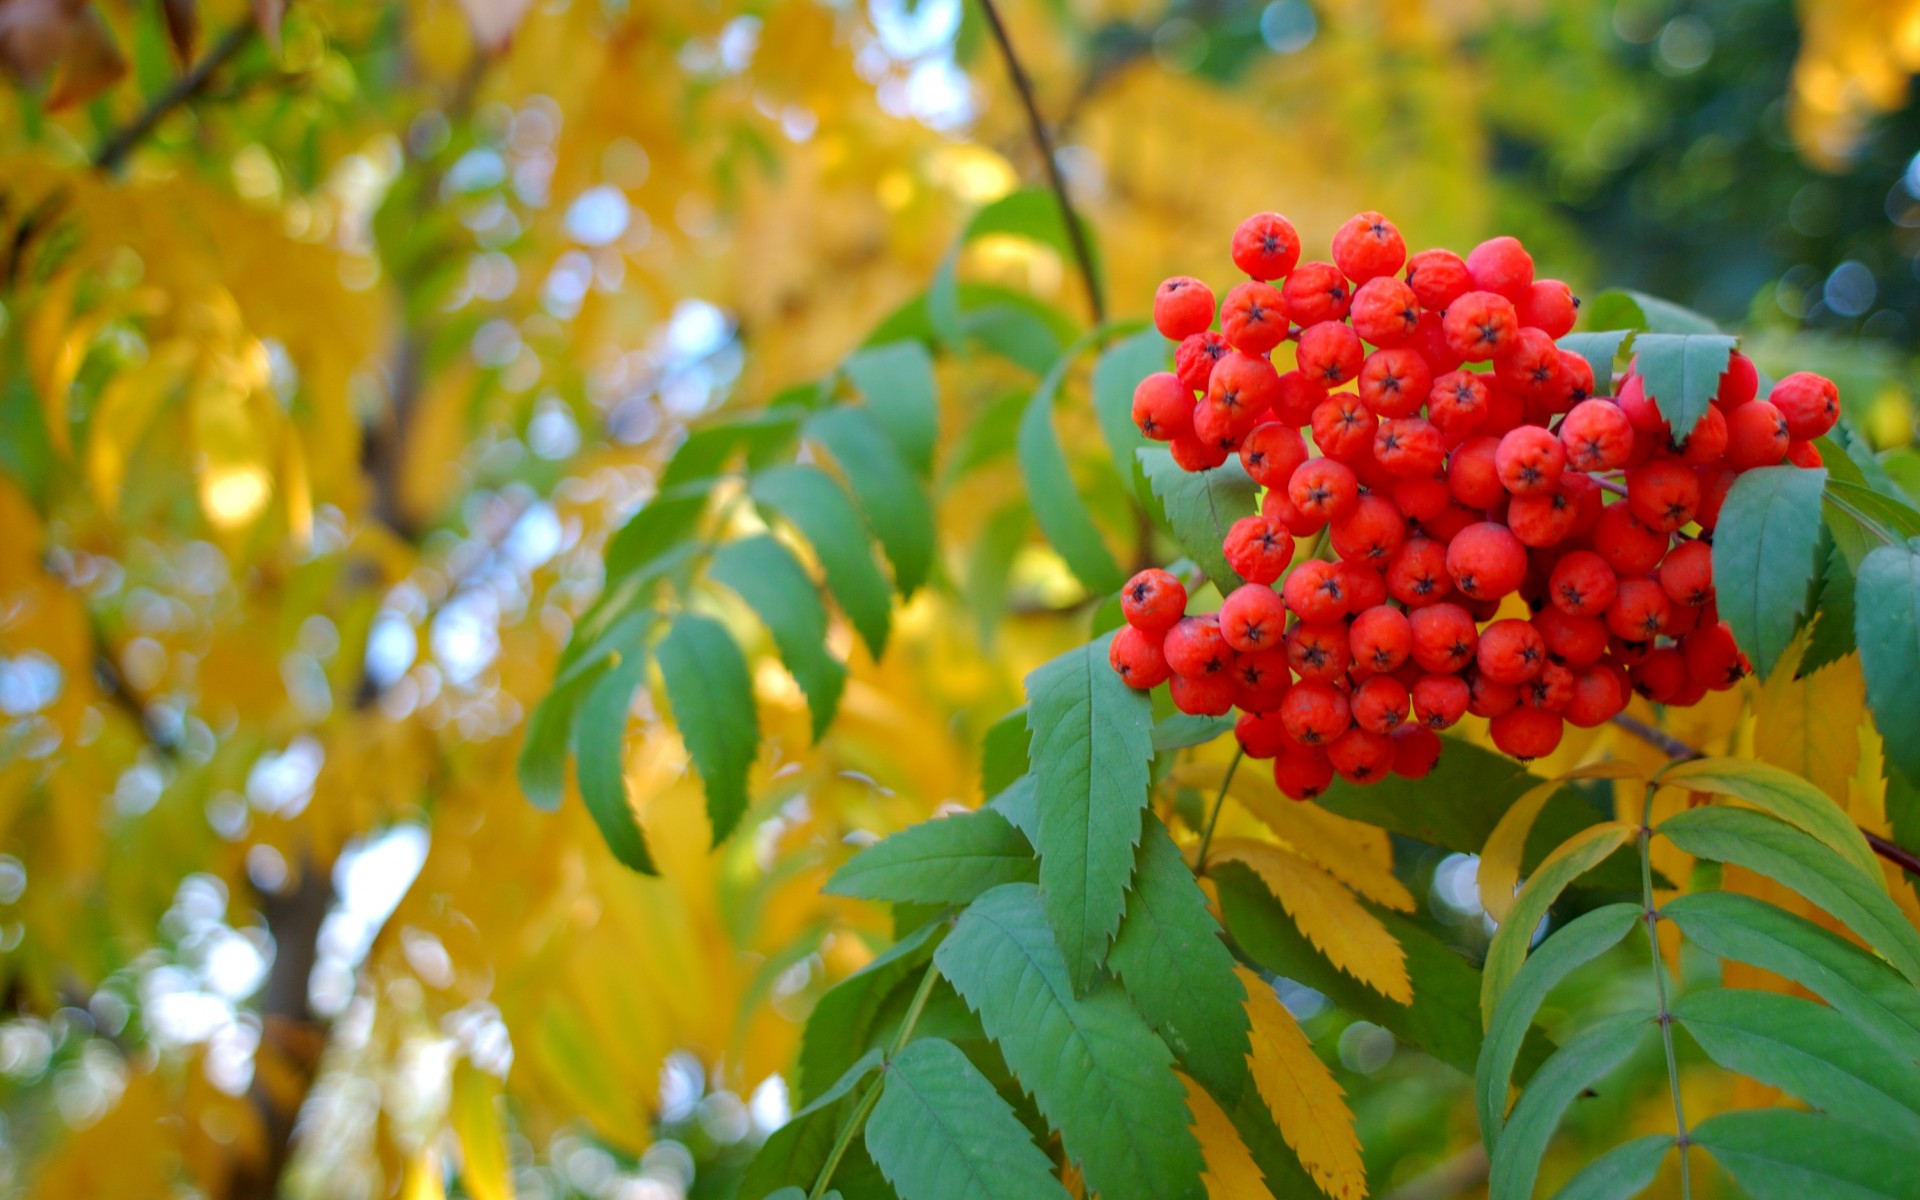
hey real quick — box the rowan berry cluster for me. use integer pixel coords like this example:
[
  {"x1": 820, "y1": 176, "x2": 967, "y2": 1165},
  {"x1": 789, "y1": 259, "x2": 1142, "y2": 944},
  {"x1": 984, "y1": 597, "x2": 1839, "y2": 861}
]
[{"x1": 1110, "y1": 210, "x2": 1840, "y2": 799}]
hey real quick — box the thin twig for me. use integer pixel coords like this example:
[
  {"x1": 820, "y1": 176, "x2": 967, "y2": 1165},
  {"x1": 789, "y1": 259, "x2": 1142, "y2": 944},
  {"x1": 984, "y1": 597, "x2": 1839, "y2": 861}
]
[
  {"x1": 1194, "y1": 747, "x2": 1244, "y2": 872},
  {"x1": 92, "y1": 22, "x2": 255, "y2": 173},
  {"x1": 975, "y1": 0, "x2": 1105, "y2": 325},
  {"x1": 1866, "y1": 830, "x2": 1920, "y2": 877},
  {"x1": 808, "y1": 958, "x2": 942, "y2": 1200}
]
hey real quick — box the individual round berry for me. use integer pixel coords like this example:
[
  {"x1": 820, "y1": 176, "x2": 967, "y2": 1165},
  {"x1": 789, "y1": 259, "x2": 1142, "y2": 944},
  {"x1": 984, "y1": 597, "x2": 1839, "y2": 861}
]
[
  {"x1": 1532, "y1": 605, "x2": 1608, "y2": 666},
  {"x1": 1352, "y1": 674, "x2": 1410, "y2": 734},
  {"x1": 1153, "y1": 276, "x2": 1215, "y2": 340},
  {"x1": 1220, "y1": 584, "x2": 1289, "y2": 652},
  {"x1": 1273, "y1": 742, "x2": 1335, "y2": 800},
  {"x1": 1392, "y1": 475, "x2": 1452, "y2": 523},
  {"x1": 1442, "y1": 290, "x2": 1519, "y2": 361},
  {"x1": 1286, "y1": 620, "x2": 1351, "y2": 682},
  {"x1": 1480, "y1": 379, "x2": 1528, "y2": 438},
  {"x1": 1282, "y1": 261, "x2": 1352, "y2": 326},
  {"x1": 1281, "y1": 679, "x2": 1351, "y2": 746},
  {"x1": 1683, "y1": 620, "x2": 1750, "y2": 690},
  {"x1": 1713, "y1": 351, "x2": 1759, "y2": 411},
  {"x1": 1374, "y1": 417, "x2": 1446, "y2": 479},
  {"x1": 1297, "y1": 320, "x2": 1365, "y2": 387},
  {"x1": 1664, "y1": 600, "x2": 1703, "y2": 639},
  {"x1": 1477, "y1": 617, "x2": 1547, "y2": 685},
  {"x1": 1223, "y1": 514, "x2": 1296, "y2": 585},
  {"x1": 1169, "y1": 431, "x2": 1231, "y2": 471},
  {"x1": 1310, "y1": 394, "x2": 1377, "y2": 461},
  {"x1": 1271, "y1": 369, "x2": 1326, "y2": 426},
  {"x1": 1787, "y1": 440, "x2": 1824, "y2": 469},
  {"x1": 1206, "y1": 351, "x2": 1282, "y2": 435},
  {"x1": 1232, "y1": 211, "x2": 1303, "y2": 280},
  {"x1": 1236, "y1": 709, "x2": 1293, "y2": 759},
  {"x1": 1337, "y1": 561, "x2": 1388, "y2": 612},
  {"x1": 1591, "y1": 504, "x2": 1670, "y2": 576},
  {"x1": 1109, "y1": 625, "x2": 1172, "y2": 689},
  {"x1": 1409, "y1": 602, "x2": 1479, "y2": 673},
  {"x1": 1410, "y1": 309, "x2": 1466, "y2": 374},
  {"x1": 1404, "y1": 247, "x2": 1472, "y2": 310},
  {"x1": 1490, "y1": 707, "x2": 1562, "y2": 761},
  {"x1": 1465, "y1": 235, "x2": 1535, "y2": 302},
  {"x1": 1493, "y1": 327, "x2": 1562, "y2": 398},
  {"x1": 1560, "y1": 399, "x2": 1633, "y2": 471},
  {"x1": 1615, "y1": 373, "x2": 1670, "y2": 436},
  {"x1": 1220, "y1": 282, "x2": 1289, "y2": 355},
  {"x1": 1193, "y1": 397, "x2": 1251, "y2": 453},
  {"x1": 1328, "y1": 725, "x2": 1394, "y2": 783},
  {"x1": 1391, "y1": 724, "x2": 1443, "y2": 778},
  {"x1": 1520, "y1": 660, "x2": 1574, "y2": 712},
  {"x1": 1232, "y1": 649, "x2": 1292, "y2": 709},
  {"x1": 1694, "y1": 464, "x2": 1737, "y2": 531},
  {"x1": 1606, "y1": 577, "x2": 1672, "y2": 642},
  {"x1": 1496, "y1": 426, "x2": 1567, "y2": 496},
  {"x1": 1445, "y1": 436, "x2": 1505, "y2": 509},
  {"x1": 1769, "y1": 372, "x2": 1840, "y2": 442},
  {"x1": 1412, "y1": 673, "x2": 1470, "y2": 729},
  {"x1": 1240, "y1": 421, "x2": 1311, "y2": 490},
  {"x1": 1350, "y1": 605, "x2": 1413, "y2": 674},
  {"x1": 1262, "y1": 487, "x2": 1328, "y2": 538},
  {"x1": 1725, "y1": 399, "x2": 1790, "y2": 470},
  {"x1": 1132, "y1": 372, "x2": 1195, "y2": 442},
  {"x1": 1446, "y1": 521, "x2": 1528, "y2": 601},
  {"x1": 1170, "y1": 671, "x2": 1238, "y2": 716},
  {"x1": 1121, "y1": 567, "x2": 1188, "y2": 634},
  {"x1": 1386, "y1": 536, "x2": 1452, "y2": 607},
  {"x1": 1282, "y1": 559, "x2": 1349, "y2": 623},
  {"x1": 1358, "y1": 347, "x2": 1432, "y2": 418},
  {"x1": 1629, "y1": 647, "x2": 1688, "y2": 703},
  {"x1": 1564, "y1": 664, "x2": 1628, "y2": 728},
  {"x1": 1333, "y1": 211, "x2": 1408, "y2": 283},
  {"x1": 1508, "y1": 485, "x2": 1580, "y2": 547},
  {"x1": 1518, "y1": 279, "x2": 1578, "y2": 339},
  {"x1": 1467, "y1": 669, "x2": 1521, "y2": 718},
  {"x1": 1350, "y1": 276, "x2": 1420, "y2": 347},
  {"x1": 1289, "y1": 458, "x2": 1361, "y2": 522},
  {"x1": 1330, "y1": 494, "x2": 1407, "y2": 566},
  {"x1": 1673, "y1": 403, "x2": 1728, "y2": 467},
  {"x1": 1175, "y1": 331, "x2": 1230, "y2": 393},
  {"x1": 1164, "y1": 615, "x2": 1231, "y2": 677},
  {"x1": 1657, "y1": 539, "x2": 1713, "y2": 607},
  {"x1": 1626, "y1": 456, "x2": 1701, "y2": 533}
]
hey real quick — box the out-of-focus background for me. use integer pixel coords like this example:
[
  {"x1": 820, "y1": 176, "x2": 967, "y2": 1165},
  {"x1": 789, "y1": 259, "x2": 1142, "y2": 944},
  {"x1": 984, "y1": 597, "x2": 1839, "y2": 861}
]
[{"x1": 0, "y1": 1, "x2": 1917, "y2": 1197}]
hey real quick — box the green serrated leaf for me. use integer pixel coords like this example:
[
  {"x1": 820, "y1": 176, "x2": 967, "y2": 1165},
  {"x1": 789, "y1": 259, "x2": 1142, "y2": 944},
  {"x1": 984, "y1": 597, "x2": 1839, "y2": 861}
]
[
  {"x1": 981, "y1": 705, "x2": 1031, "y2": 798},
  {"x1": 1826, "y1": 479, "x2": 1920, "y2": 558},
  {"x1": 1803, "y1": 536, "x2": 1858, "y2": 675},
  {"x1": 844, "y1": 341, "x2": 939, "y2": 478},
  {"x1": 1584, "y1": 288, "x2": 1721, "y2": 335},
  {"x1": 1482, "y1": 823, "x2": 1637, "y2": 1027},
  {"x1": 1108, "y1": 817, "x2": 1250, "y2": 1100},
  {"x1": 806, "y1": 405, "x2": 936, "y2": 596},
  {"x1": 1674, "y1": 988, "x2": 1920, "y2": 1141},
  {"x1": 934, "y1": 883, "x2": 1206, "y2": 1200},
  {"x1": 863, "y1": 1038, "x2": 1068, "y2": 1200},
  {"x1": 574, "y1": 648, "x2": 655, "y2": 873},
  {"x1": 1712, "y1": 465, "x2": 1827, "y2": 678},
  {"x1": 987, "y1": 776, "x2": 1038, "y2": 841},
  {"x1": 1092, "y1": 329, "x2": 1165, "y2": 503},
  {"x1": 826, "y1": 808, "x2": 1035, "y2": 905},
  {"x1": 661, "y1": 408, "x2": 802, "y2": 488},
  {"x1": 1025, "y1": 634, "x2": 1154, "y2": 993},
  {"x1": 1548, "y1": 1134, "x2": 1673, "y2": 1200},
  {"x1": 750, "y1": 464, "x2": 893, "y2": 659},
  {"x1": 947, "y1": 390, "x2": 1029, "y2": 484},
  {"x1": 709, "y1": 535, "x2": 847, "y2": 742},
  {"x1": 603, "y1": 480, "x2": 714, "y2": 582},
  {"x1": 1020, "y1": 353, "x2": 1125, "y2": 595},
  {"x1": 1487, "y1": 1011, "x2": 1652, "y2": 1200},
  {"x1": 1137, "y1": 448, "x2": 1262, "y2": 595},
  {"x1": 1557, "y1": 330, "x2": 1634, "y2": 397},
  {"x1": 1656, "y1": 757, "x2": 1882, "y2": 884},
  {"x1": 964, "y1": 502, "x2": 1028, "y2": 646},
  {"x1": 797, "y1": 923, "x2": 943, "y2": 1104},
  {"x1": 1633, "y1": 332, "x2": 1736, "y2": 441},
  {"x1": 1857, "y1": 540, "x2": 1920, "y2": 784},
  {"x1": 1478, "y1": 903, "x2": 1640, "y2": 1148},
  {"x1": 1657, "y1": 806, "x2": 1920, "y2": 987},
  {"x1": 656, "y1": 612, "x2": 759, "y2": 846},
  {"x1": 739, "y1": 1048, "x2": 884, "y2": 1200},
  {"x1": 1692, "y1": 1109, "x2": 1920, "y2": 1200},
  {"x1": 521, "y1": 609, "x2": 653, "y2": 811},
  {"x1": 1151, "y1": 713, "x2": 1234, "y2": 753}
]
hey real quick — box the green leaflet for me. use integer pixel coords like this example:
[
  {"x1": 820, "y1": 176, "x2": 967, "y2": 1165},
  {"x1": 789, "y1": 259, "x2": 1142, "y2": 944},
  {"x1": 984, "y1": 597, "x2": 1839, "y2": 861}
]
[
  {"x1": 749, "y1": 463, "x2": 893, "y2": 659},
  {"x1": 1091, "y1": 329, "x2": 1165, "y2": 503},
  {"x1": 738, "y1": 1048, "x2": 884, "y2": 1200},
  {"x1": 796, "y1": 922, "x2": 943, "y2": 1105},
  {"x1": 863, "y1": 1038, "x2": 1068, "y2": 1200},
  {"x1": 825, "y1": 808, "x2": 1036, "y2": 905},
  {"x1": 1219, "y1": 1080, "x2": 1325, "y2": 1199},
  {"x1": 1556, "y1": 330, "x2": 1634, "y2": 397},
  {"x1": 1487, "y1": 1011, "x2": 1653, "y2": 1200},
  {"x1": 660, "y1": 408, "x2": 802, "y2": 488},
  {"x1": 1630, "y1": 332, "x2": 1736, "y2": 441},
  {"x1": 1548, "y1": 1134, "x2": 1673, "y2": 1200},
  {"x1": 1019, "y1": 346, "x2": 1126, "y2": 594},
  {"x1": 656, "y1": 612, "x2": 759, "y2": 845},
  {"x1": 1582, "y1": 288, "x2": 1722, "y2": 336},
  {"x1": 934, "y1": 884, "x2": 1206, "y2": 1200},
  {"x1": 987, "y1": 776, "x2": 1038, "y2": 841},
  {"x1": 1151, "y1": 713, "x2": 1235, "y2": 753},
  {"x1": 520, "y1": 608, "x2": 653, "y2": 812},
  {"x1": 1481, "y1": 823, "x2": 1638, "y2": 1027},
  {"x1": 843, "y1": 340, "x2": 938, "y2": 478},
  {"x1": 1662, "y1": 890, "x2": 1920, "y2": 1062},
  {"x1": 1024, "y1": 634, "x2": 1155, "y2": 993},
  {"x1": 1656, "y1": 757, "x2": 1883, "y2": 884},
  {"x1": 1107, "y1": 817, "x2": 1251, "y2": 1101},
  {"x1": 1478, "y1": 903, "x2": 1641, "y2": 1148},
  {"x1": 1857, "y1": 540, "x2": 1920, "y2": 782},
  {"x1": 1711, "y1": 465, "x2": 1826, "y2": 679},
  {"x1": 963, "y1": 502, "x2": 1028, "y2": 645},
  {"x1": 928, "y1": 190, "x2": 1106, "y2": 348},
  {"x1": 709, "y1": 534, "x2": 847, "y2": 742},
  {"x1": 981, "y1": 705, "x2": 1032, "y2": 797},
  {"x1": 573, "y1": 648, "x2": 654, "y2": 873},
  {"x1": 1692, "y1": 1109, "x2": 1920, "y2": 1200},
  {"x1": 1137, "y1": 448, "x2": 1261, "y2": 596},
  {"x1": 1673, "y1": 988, "x2": 1920, "y2": 1141},
  {"x1": 806, "y1": 405, "x2": 936, "y2": 596},
  {"x1": 603, "y1": 479, "x2": 714, "y2": 583},
  {"x1": 1802, "y1": 535, "x2": 1858, "y2": 675},
  {"x1": 1657, "y1": 806, "x2": 1920, "y2": 987},
  {"x1": 1825, "y1": 478, "x2": 1920, "y2": 570}
]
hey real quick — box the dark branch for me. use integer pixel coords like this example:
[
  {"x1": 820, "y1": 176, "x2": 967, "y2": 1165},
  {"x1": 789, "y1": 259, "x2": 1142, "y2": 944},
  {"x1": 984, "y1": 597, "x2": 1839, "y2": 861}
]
[
  {"x1": 975, "y1": 0, "x2": 1105, "y2": 325},
  {"x1": 92, "y1": 22, "x2": 255, "y2": 173}
]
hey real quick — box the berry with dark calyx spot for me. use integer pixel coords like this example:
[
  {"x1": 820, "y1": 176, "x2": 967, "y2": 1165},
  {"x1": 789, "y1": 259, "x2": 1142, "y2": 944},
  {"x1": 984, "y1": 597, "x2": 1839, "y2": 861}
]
[
  {"x1": 1169, "y1": 431, "x2": 1231, "y2": 471},
  {"x1": 1373, "y1": 417, "x2": 1446, "y2": 479},
  {"x1": 1204, "y1": 351, "x2": 1282, "y2": 436},
  {"x1": 1591, "y1": 503, "x2": 1670, "y2": 577},
  {"x1": 1446, "y1": 521, "x2": 1529, "y2": 601},
  {"x1": 1283, "y1": 559, "x2": 1350, "y2": 623},
  {"x1": 1390, "y1": 724, "x2": 1443, "y2": 777},
  {"x1": 1560, "y1": 398, "x2": 1634, "y2": 471},
  {"x1": 1657, "y1": 539, "x2": 1713, "y2": 607},
  {"x1": 1332, "y1": 210, "x2": 1408, "y2": 283},
  {"x1": 1358, "y1": 347, "x2": 1433, "y2": 418},
  {"x1": 1121, "y1": 567, "x2": 1188, "y2": 634},
  {"x1": 1153, "y1": 276, "x2": 1215, "y2": 340},
  {"x1": 1235, "y1": 709, "x2": 1293, "y2": 759},
  {"x1": 1496, "y1": 425, "x2": 1567, "y2": 496},
  {"x1": 1289, "y1": 457, "x2": 1361, "y2": 523},
  {"x1": 1725, "y1": 399, "x2": 1791, "y2": 469},
  {"x1": 1477, "y1": 617, "x2": 1547, "y2": 685},
  {"x1": 1769, "y1": 371, "x2": 1841, "y2": 442},
  {"x1": 1518, "y1": 279, "x2": 1577, "y2": 339},
  {"x1": 1409, "y1": 602, "x2": 1479, "y2": 673},
  {"x1": 1682, "y1": 620, "x2": 1750, "y2": 690},
  {"x1": 1282, "y1": 261, "x2": 1352, "y2": 326},
  {"x1": 1220, "y1": 281, "x2": 1290, "y2": 355},
  {"x1": 1240, "y1": 421, "x2": 1311, "y2": 489},
  {"x1": 1132, "y1": 371, "x2": 1195, "y2": 442},
  {"x1": 1350, "y1": 604, "x2": 1413, "y2": 673},
  {"x1": 1352, "y1": 674, "x2": 1410, "y2": 734},
  {"x1": 1442, "y1": 290, "x2": 1519, "y2": 361},
  {"x1": 1350, "y1": 276, "x2": 1421, "y2": 347},
  {"x1": 1273, "y1": 742, "x2": 1335, "y2": 800},
  {"x1": 1625, "y1": 456, "x2": 1701, "y2": 533},
  {"x1": 1387, "y1": 536, "x2": 1452, "y2": 607},
  {"x1": 1232, "y1": 211, "x2": 1303, "y2": 280},
  {"x1": 1281, "y1": 679, "x2": 1352, "y2": 746},
  {"x1": 1606, "y1": 577, "x2": 1673, "y2": 642},
  {"x1": 1412, "y1": 673, "x2": 1470, "y2": 729},
  {"x1": 1109, "y1": 625, "x2": 1172, "y2": 689},
  {"x1": 1564, "y1": 664, "x2": 1627, "y2": 727},
  {"x1": 1286, "y1": 620, "x2": 1352, "y2": 681},
  {"x1": 1164, "y1": 614, "x2": 1231, "y2": 678},
  {"x1": 1220, "y1": 583, "x2": 1289, "y2": 652},
  {"x1": 1223, "y1": 514, "x2": 1297, "y2": 585},
  {"x1": 1328, "y1": 725, "x2": 1395, "y2": 783},
  {"x1": 1330, "y1": 493, "x2": 1407, "y2": 566},
  {"x1": 1405, "y1": 247, "x2": 1472, "y2": 310},
  {"x1": 1175, "y1": 331, "x2": 1231, "y2": 392},
  {"x1": 1297, "y1": 320, "x2": 1366, "y2": 387}
]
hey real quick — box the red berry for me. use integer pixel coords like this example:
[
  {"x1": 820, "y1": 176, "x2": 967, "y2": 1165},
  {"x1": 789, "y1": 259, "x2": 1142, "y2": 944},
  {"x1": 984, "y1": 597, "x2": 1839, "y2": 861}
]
[
  {"x1": 1289, "y1": 458, "x2": 1361, "y2": 522},
  {"x1": 1658, "y1": 539, "x2": 1713, "y2": 607},
  {"x1": 1477, "y1": 617, "x2": 1547, "y2": 685},
  {"x1": 1282, "y1": 261, "x2": 1352, "y2": 326},
  {"x1": 1694, "y1": 464, "x2": 1737, "y2": 530},
  {"x1": 1410, "y1": 309, "x2": 1466, "y2": 374},
  {"x1": 1153, "y1": 276, "x2": 1215, "y2": 340},
  {"x1": 1465, "y1": 235, "x2": 1535, "y2": 302},
  {"x1": 1713, "y1": 351, "x2": 1759, "y2": 411},
  {"x1": 1392, "y1": 475, "x2": 1452, "y2": 523},
  {"x1": 1232, "y1": 648, "x2": 1292, "y2": 707},
  {"x1": 1220, "y1": 584, "x2": 1289, "y2": 652},
  {"x1": 1682, "y1": 620, "x2": 1750, "y2": 690},
  {"x1": 1508, "y1": 484, "x2": 1580, "y2": 548},
  {"x1": 1518, "y1": 279, "x2": 1577, "y2": 339},
  {"x1": 1350, "y1": 605, "x2": 1413, "y2": 674},
  {"x1": 1223, "y1": 515, "x2": 1296, "y2": 585},
  {"x1": 1236, "y1": 709, "x2": 1293, "y2": 759},
  {"x1": 1132, "y1": 372, "x2": 1195, "y2": 442},
  {"x1": 1615, "y1": 374, "x2": 1670, "y2": 436},
  {"x1": 1164, "y1": 614, "x2": 1231, "y2": 678},
  {"x1": 1374, "y1": 417, "x2": 1447, "y2": 479},
  {"x1": 1122, "y1": 567, "x2": 1188, "y2": 634},
  {"x1": 1282, "y1": 559, "x2": 1349, "y2": 623},
  {"x1": 1404, "y1": 247, "x2": 1472, "y2": 310},
  {"x1": 1273, "y1": 742, "x2": 1334, "y2": 800},
  {"x1": 1496, "y1": 425, "x2": 1567, "y2": 496},
  {"x1": 1592, "y1": 503, "x2": 1670, "y2": 576},
  {"x1": 1311, "y1": 394, "x2": 1378, "y2": 462},
  {"x1": 1220, "y1": 282, "x2": 1290, "y2": 355},
  {"x1": 1169, "y1": 431, "x2": 1231, "y2": 471},
  {"x1": 1171, "y1": 671, "x2": 1238, "y2": 716},
  {"x1": 1564, "y1": 664, "x2": 1627, "y2": 727},
  {"x1": 1548, "y1": 548, "x2": 1618, "y2": 617},
  {"x1": 1606, "y1": 577, "x2": 1672, "y2": 642},
  {"x1": 1175, "y1": 331, "x2": 1230, "y2": 393},
  {"x1": 1724, "y1": 399, "x2": 1790, "y2": 470},
  {"x1": 1328, "y1": 725, "x2": 1394, "y2": 783},
  {"x1": 1350, "y1": 276, "x2": 1420, "y2": 347},
  {"x1": 1787, "y1": 440, "x2": 1824, "y2": 469},
  {"x1": 1332, "y1": 211, "x2": 1408, "y2": 283},
  {"x1": 1297, "y1": 320, "x2": 1366, "y2": 387},
  {"x1": 1330, "y1": 493, "x2": 1407, "y2": 566},
  {"x1": 1521, "y1": 660, "x2": 1574, "y2": 712},
  {"x1": 1337, "y1": 561, "x2": 1388, "y2": 611},
  {"x1": 1409, "y1": 602, "x2": 1479, "y2": 673},
  {"x1": 1468, "y1": 669, "x2": 1521, "y2": 718},
  {"x1": 1560, "y1": 398, "x2": 1634, "y2": 471},
  {"x1": 1281, "y1": 679, "x2": 1351, "y2": 746},
  {"x1": 1390, "y1": 724, "x2": 1443, "y2": 777},
  {"x1": 1386, "y1": 536, "x2": 1452, "y2": 607},
  {"x1": 1493, "y1": 326, "x2": 1562, "y2": 398},
  {"x1": 1286, "y1": 620, "x2": 1352, "y2": 681},
  {"x1": 1446, "y1": 521, "x2": 1529, "y2": 601},
  {"x1": 1533, "y1": 605, "x2": 1608, "y2": 667},
  {"x1": 1240, "y1": 421, "x2": 1311, "y2": 490},
  {"x1": 1629, "y1": 647, "x2": 1688, "y2": 704},
  {"x1": 1205, "y1": 351, "x2": 1282, "y2": 435},
  {"x1": 1769, "y1": 372, "x2": 1840, "y2": 442},
  {"x1": 1110, "y1": 625, "x2": 1173, "y2": 689},
  {"x1": 1446, "y1": 435, "x2": 1506, "y2": 508},
  {"x1": 1352, "y1": 674, "x2": 1410, "y2": 734},
  {"x1": 1271, "y1": 369, "x2": 1326, "y2": 425},
  {"x1": 1676, "y1": 403, "x2": 1728, "y2": 466},
  {"x1": 1262, "y1": 487, "x2": 1328, "y2": 538},
  {"x1": 1232, "y1": 211, "x2": 1302, "y2": 281},
  {"x1": 1626, "y1": 456, "x2": 1701, "y2": 533},
  {"x1": 1490, "y1": 706, "x2": 1562, "y2": 760},
  {"x1": 1412, "y1": 673, "x2": 1470, "y2": 729},
  {"x1": 1442, "y1": 290, "x2": 1520, "y2": 361},
  {"x1": 1358, "y1": 347, "x2": 1433, "y2": 418}
]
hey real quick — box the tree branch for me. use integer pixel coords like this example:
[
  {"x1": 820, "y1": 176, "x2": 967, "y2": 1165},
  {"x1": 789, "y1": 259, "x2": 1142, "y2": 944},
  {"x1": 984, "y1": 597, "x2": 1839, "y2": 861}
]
[
  {"x1": 975, "y1": 0, "x2": 1105, "y2": 325},
  {"x1": 92, "y1": 22, "x2": 255, "y2": 173}
]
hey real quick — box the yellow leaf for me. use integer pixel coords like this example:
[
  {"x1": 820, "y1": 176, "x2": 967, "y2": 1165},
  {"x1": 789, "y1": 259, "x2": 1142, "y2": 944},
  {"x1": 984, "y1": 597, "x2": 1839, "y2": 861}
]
[
  {"x1": 1176, "y1": 762, "x2": 1413, "y2": 913},
  {"x1": 1753, "y1": 632, "x2": 1864, "y2": 807},
  {"x1": 1212, "y1": 839, "x2": 1411, "y2": 1004},
  {"x1": 1480, "y1": 761, "x2": 1644, "y2": 924},
  {"x1": 1180, "y1": 1070, "x2": 1276, "y2": 1200},
  {"x1": 400, "y1": 1149, "x2": 447, "y2": 1200},
  {"x1": 1235, "y1": 966, "x2": 1367, "y2": 1200},
  {"x1": 85, "y1": 343, "x2": 190, "y2": 512},
  {"x1": 450, "y1": 1063, "x2": 515, "y2": 1200}
]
